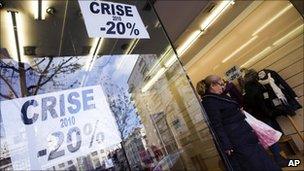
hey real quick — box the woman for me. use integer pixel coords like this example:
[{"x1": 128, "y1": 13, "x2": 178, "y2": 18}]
[{"x1": 196, "y1": 75, "x2": 280, "y2": 171}]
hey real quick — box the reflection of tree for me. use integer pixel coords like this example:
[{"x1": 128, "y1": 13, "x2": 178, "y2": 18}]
[
  {"x1": 109, "y1": 91, "x2": 137, "y2": 140},
  {"x1": 0, "y1": 57, "x2": 82, "y2": 99},
  {"x1": 100, "y1": 75, "x2": 140, "y2": 140},
  {"x1": 0, "y1": 56, "x2": 140, "y2": 139}
]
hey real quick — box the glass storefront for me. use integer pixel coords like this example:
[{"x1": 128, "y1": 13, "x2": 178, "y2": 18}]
[
  {"x1": 0, "y1": 0, "x2": 225, "y2": 170},
  {"x1": 1, "y1": 0, "x2": 303, "y2": 171}
]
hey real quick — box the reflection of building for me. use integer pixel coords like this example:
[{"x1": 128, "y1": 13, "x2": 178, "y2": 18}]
[
  {"x1": 45, "y1": 148, "x2": 121, "y2": 171},
  {"x1": 128, "y1": 54, "x2": 163, "y2": 148},
  {"x1": 128, "y1": 55, "x2": 223, "y2": 171},
  {"x1": 0, "y1": 142, "x2": 12, "y2": 171},
  {"x1": 0, "y1": 131, "x2": 11, "y2": 170},
  {"x1": 49, "y1": 159, "x2": 78, "y2": 171},
  {"x1": 114, "y1": 148, "x2": 129, "y2": 170},
  {"x1": 123, "y1": 127, "x2": 148, "y2": 170},
  {"x1": 150, "y1": 112, "x2": 179, "y2": 155}
]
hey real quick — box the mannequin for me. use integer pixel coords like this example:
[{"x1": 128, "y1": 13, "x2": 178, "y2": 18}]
[
  {"x1": 257, "y1": 69, "x2": 302, "y2": 116},
  {"x1": 257, "y1": 69, "x2": 304, "y2": 142}
]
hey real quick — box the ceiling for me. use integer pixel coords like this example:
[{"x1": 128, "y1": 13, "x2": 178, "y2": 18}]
[
  {"x1": 1, "y1": 0, "x2": 302, "y2": 86},
  {"x1": 0, "y1": 0, "x2": 237, "y2": 63},
  {"x1": 0, "y1": 0, "x2": 174, "y2": 61},
  {"x1": 153, "y1": 0, "x2": 209, "y2": 43},
  {"x1": 184, "y1": 1, "x2": 303, "y2": 85}
]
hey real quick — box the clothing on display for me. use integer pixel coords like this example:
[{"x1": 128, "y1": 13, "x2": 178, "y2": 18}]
[
  {"x1": 258, "y1": 72, "x2": 287, "y2": 104},
  {"x1": 243, "y1": 73, "x2": 274, "y2": 120},
  {"x1": 243, "y1": 69, "x2": 302, "y2": 121},
  {"x1": 257, "y1": 69, "x2": 302, "y2": 116}
]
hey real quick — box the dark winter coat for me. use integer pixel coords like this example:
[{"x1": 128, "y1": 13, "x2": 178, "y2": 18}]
[
  {"x1": 243, "y1": 80, "x2": 275, "y2": 121},
  {"x1": 201, "y1": 93, "x2": 281, "y2": 171},
  {"x1": 244, "y1": 69, "x2": 302, "y2": 120},
  {"x1": 259, "y1": 69, "x2": 302, "y2": 114}
]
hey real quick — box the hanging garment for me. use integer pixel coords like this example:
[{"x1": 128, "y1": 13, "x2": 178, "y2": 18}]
[
  {"x1": 258, "y1": 69, "x2": 302, "y2": 116},
  {"x1": 243, "y1": 79, "x2": 275, "y2": 120},
  {"x1": 259, "y1": 73, "x2": 288, "y2": 104}
]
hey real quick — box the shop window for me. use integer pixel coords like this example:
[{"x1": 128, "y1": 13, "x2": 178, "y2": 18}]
[
  {"x1": 0, "y1": 0, "x2": 227, "y2": 171},
  {"x1": 67, "y1": 160, "x2": 73, "y2": 165},
  {"x1": 91, "y1": 151, "x2": 98, "y2": 156},
  {"x1": 58, "y1": 163, "x2": 65, "y2": 168}
]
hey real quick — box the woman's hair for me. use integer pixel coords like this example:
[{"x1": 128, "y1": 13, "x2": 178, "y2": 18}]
[
  {"x1": 243, "y1": 69, "x2": 258, "y2": 83},
  {"x1": 196, "y1": 75, "x2": 221, "y2": 97}
]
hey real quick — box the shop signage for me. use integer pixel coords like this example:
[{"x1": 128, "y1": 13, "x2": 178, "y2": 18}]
[
  {"x1": 78, "y1": 0, "x2": 150, "y2": 39},
  {"x1": 0, "y1": 85, "x2": 121, "y2": 170},
  {"x1": 225, "y1": 66, "x2": 241, "y2": 81}
]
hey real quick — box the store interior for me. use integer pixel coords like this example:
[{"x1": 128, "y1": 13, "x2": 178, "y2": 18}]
[
  {"x1": 0, "y1": 0, "x2": 303, "y2": 170},
  {"x1": 176, "y1": 0, "x2": 303, "y2": 160}
]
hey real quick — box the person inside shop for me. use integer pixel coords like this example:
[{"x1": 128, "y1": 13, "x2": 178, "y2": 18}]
[
  {"x1": 222, "y1": 79, "x2": 244, "y2": 106},
  {"x1": 242, "y1": 69, "x2": 301, "y2": 167},
  {"x1": 196, "y1": 75, "x2": 281, "y2": 171}
]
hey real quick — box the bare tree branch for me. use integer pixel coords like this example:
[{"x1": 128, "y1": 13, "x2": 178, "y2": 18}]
[
  {"x1": 26, "y1": 58, "x2": 46, "y2": 71},
  {"x1": 1, "y1": 56, "x2": 82, "y2": 98},
  {"x1": 30, "y1": 57, "x2": 77, "y2": 95},
  {"x1": 0, "y1": 74, "x2": 18, "y2": 98},
  {"x1": 33, "y1": 57, "x2": 53, "y2": 95},
  {"x1": 10, "y1": 69, "x2": 15, "y2": 80},
  {"x1": 0, "y1": 92, "x2": 13, "y2": 100},
  {"x1": 0, "y1": 61, "x2": 19, "y2": 73}
]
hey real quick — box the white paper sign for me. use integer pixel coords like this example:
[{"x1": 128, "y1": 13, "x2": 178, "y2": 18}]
[
  {"x1": 78, "y1": 0, "x2": 150, "y2": 39},
  {"x1": 0, "y1": 85, "x2": 121, "y2": 170},
  {"x1": 225, "y1": 66, "x2": 241, "y2": 81}
]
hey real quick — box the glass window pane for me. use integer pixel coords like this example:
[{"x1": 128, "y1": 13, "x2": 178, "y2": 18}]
[{"x1": 0, "y1": 0, "x2": 225, "y2": 170}]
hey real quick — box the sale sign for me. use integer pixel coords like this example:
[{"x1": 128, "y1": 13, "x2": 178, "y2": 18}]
[
  {"x1": 0, "y1": 85, "x2": 121, "y2": 170},
  {"x1": 78, "y1": 0, "x2": 150, "y2": 39}
]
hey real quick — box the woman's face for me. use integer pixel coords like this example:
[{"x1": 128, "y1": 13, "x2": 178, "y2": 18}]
[{"x1": 210, "y1": 80, "x2": 225, "y2": 94}]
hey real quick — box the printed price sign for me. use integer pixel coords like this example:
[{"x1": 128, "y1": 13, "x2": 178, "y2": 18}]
[
  {"x1": 225, "y1": 66, "x2": 241, "y2": 81},
  {"x1": 78, "y1": 0, "x2": 150, "y2": 39},
  {"x1": 0, "y1": 85, "x2": 121, "y2": 170}
]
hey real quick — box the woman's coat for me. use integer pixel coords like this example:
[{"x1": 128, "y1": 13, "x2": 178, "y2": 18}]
[{"x1": 201, "y1": 93, "x2": 280, "y2": 171}]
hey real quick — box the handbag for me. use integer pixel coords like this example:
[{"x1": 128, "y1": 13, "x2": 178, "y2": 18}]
[{"x1": 243, "y1": 110, "x2": 282, "y2": 149}]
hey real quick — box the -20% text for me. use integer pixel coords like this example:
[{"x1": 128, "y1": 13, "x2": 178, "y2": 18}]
[{"x1": 101, "y1": 22, "x2": 140, "y2": 35}]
